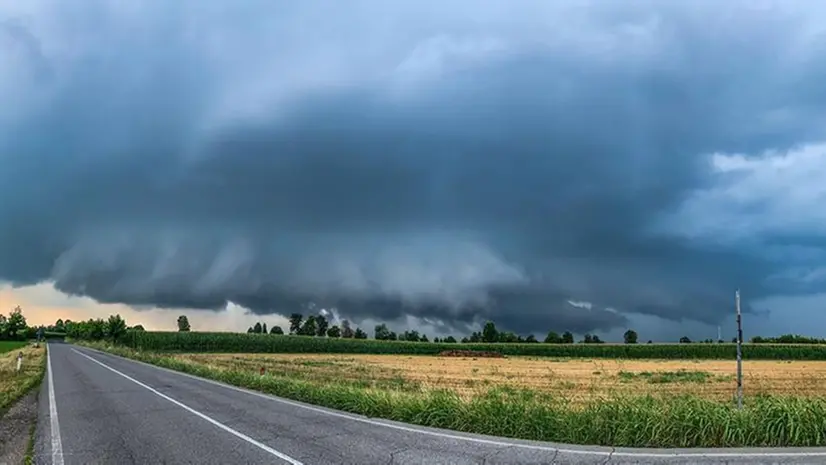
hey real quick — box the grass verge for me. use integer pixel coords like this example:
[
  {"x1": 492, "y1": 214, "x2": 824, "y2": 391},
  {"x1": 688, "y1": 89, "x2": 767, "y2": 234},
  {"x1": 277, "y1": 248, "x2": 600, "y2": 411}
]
[
  {"x1": 0, "y1": 344, "x2": 46, "y2": 414},
  {"x1": 78, "y1": 341, "x2": 826, "y2": 448},
  {"x1": 0, "y1": 341, "x2": 28, "y2": 354}
]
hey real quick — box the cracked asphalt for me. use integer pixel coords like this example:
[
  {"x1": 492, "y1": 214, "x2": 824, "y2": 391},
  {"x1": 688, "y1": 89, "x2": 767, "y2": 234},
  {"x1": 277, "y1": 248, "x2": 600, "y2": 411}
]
[{"x1": 32, "y1": 343, "x2": 826, "y2": 465}]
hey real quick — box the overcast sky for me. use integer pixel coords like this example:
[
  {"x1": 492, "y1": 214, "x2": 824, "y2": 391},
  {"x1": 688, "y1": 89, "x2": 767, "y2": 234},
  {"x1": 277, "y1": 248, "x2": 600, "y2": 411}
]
[{"x1": 3, "y1": 1, "x2": 826, "y2": 341}]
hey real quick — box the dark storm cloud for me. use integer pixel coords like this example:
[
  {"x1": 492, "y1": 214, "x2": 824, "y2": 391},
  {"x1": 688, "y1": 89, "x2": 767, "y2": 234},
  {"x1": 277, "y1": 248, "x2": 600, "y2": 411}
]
[{"x1": 2, "y1": 1, "x2": 826, "y2": 335}]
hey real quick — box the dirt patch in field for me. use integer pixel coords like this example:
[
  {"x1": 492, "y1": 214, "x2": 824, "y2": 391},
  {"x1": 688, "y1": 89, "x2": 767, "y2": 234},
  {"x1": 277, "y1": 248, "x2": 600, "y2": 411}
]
[
  {"x1": 439, "y1": 350, "x2": 504, "y2": 358},
  {"x1": 174, "y1": 353, "x2": 826, "y2": 402}
]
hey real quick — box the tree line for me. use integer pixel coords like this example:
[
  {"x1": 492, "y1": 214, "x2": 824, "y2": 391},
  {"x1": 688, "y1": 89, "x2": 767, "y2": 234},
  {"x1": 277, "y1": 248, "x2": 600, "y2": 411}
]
[{"x1": 12, "y1": 306, "x2": 826, "y2": 345}]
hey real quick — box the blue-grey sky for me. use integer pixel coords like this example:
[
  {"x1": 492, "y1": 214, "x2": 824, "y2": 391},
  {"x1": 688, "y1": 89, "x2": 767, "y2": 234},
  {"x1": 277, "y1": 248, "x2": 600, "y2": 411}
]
[{"x1": 3, "y1": 0, "x2": 826, "y2": 340}]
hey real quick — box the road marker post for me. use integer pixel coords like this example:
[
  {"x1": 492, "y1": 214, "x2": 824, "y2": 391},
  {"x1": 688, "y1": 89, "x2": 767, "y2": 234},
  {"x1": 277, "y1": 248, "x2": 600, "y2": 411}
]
[
  {"x1": 735, "y1": 289, "x2": 744, "y2": 410},
  {"x1": 17, "y1": 351, "x2": 23, "y2": 372}
]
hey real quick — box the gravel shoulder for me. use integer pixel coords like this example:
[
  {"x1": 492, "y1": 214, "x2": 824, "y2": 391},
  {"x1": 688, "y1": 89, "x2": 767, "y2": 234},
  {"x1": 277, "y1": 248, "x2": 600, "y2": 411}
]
[{"x1": 0, "y1": 389, "x2": 39, "y2": 465}]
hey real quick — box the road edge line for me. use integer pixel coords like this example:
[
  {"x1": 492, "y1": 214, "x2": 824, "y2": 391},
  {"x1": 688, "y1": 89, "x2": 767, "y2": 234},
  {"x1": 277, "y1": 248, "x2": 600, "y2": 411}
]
[
  {"x1": 70, "y1": 348, "x2": 303, "y2": 465},
  {"x1": 47, "y1": 344, "x2": 64, "y2": 465}
]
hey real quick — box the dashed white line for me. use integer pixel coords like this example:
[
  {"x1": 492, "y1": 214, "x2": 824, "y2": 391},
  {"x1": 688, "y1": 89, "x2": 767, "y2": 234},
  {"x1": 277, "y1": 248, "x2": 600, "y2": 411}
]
[
  {"x1": 71, "y1": 349, "x2": 303, "y2": 465},
  {"x1": 47, "y1": 344, "x2": 65, "y2": 465},
  {"x1": 76, "y1": 346, "x2": 826, "y2": 460}
]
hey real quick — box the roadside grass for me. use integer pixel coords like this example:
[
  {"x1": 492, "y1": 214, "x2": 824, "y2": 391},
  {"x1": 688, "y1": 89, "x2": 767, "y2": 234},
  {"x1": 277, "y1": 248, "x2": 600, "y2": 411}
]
[
  {"x1": 0, "y1": 344, "x2": 46, "y2": 413},
  {"x1": 77, "y1": 341, "x2": 826, "y2": 448}
]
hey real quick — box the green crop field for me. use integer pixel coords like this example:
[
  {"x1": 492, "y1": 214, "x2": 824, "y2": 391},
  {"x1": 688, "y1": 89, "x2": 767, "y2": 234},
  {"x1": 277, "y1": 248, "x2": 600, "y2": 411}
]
[
  {"x1": 0, "y1": 341, "x2": 27, "y2": 354},
  {"x1": 121, "y1": 331, "x2": 826, "y2": 360}
]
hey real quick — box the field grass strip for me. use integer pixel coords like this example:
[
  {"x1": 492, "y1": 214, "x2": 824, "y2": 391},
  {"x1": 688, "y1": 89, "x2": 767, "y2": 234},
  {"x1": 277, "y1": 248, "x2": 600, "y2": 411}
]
[{"x1": 121, "y1": 331, "x2": 826, "y2": 360}]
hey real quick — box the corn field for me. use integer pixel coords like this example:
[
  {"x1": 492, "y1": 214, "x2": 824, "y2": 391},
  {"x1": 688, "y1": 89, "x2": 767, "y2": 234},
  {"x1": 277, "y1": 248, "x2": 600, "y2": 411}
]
[{"x1": 123, "y1": 331, "x2": 826, "y2": 360}]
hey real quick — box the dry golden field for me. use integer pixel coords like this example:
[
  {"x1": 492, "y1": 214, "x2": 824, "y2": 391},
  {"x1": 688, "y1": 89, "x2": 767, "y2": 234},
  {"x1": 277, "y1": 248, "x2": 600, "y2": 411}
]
[{"x1": 173, "y1": 353, "x2": 826, "y2": 403}]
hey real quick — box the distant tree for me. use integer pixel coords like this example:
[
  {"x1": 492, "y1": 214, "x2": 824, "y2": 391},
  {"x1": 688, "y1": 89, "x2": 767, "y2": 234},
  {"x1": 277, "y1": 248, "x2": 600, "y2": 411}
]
[
  {"x1": 262, "y1": 323, "x2": 268, "y2": 334},
  {"x1": 402, "y1": 330, "x2": 421, "y2": 342},
  {"x1": 731, "y1": 337, "x2": 738, "y2": 343},
  {"x1": 315, "y1": 315, "x2": 329, "y2": 337},
  {"x1": 341, "y1": 320, "x2": 354, "y2": 338},
  {"x1": 544, "y1": 331, "x2": 561, "y2": 343},
  {"x1": 289, "y1": 313, "x2": 303, "y2": 334},
  {"x1": 444, "y1": 336, "x2": 457, "y2": 343},
  {"x1": 525, "y1": 334, "x2": 538, "y2": 343},
  {"x1": 247, "y1": 327, "x2": 254, "y2": 333},
  {"x1": 327, "y1": 325, "x2": 341, "y2": 338},
  {"x1": 623, "y1": 329, "x2": 638, "y2": 344},
  {"x1": 7, "y1": 306, "x2": 27, "y2": 339},
  {"x1": 469, "y1": 331, "x2": 481, "y2": 343},
  {"x1": 592, "y1": 335, "x2": 604, "y2": 344},
  {"x1": 300, "y1": 316, "x2": 317, "y2": 336},
  {"x1": 388, "y1": 331, "x2": 398, "y2": 341},
  {"x1": 106, "y1": 314, "x2": 128, "y2": 342},
  {"x1": 420, "y1": 334, "x2": 429, "y2": 343},
  {"x1": 374, "y1": 323, "x2": 392, "y2": 340},
  {"x1": 647, "y1": 340, "x2": 653, "y2": 344},
  {"x1": 131, "y1": 324, "x2": 145, "y2": 332},
  {"x1": 482, "y1": 321, "x2": 498, "y2": 343},
  {"x1": 55, "y1": 319, "x2": 65, "y2": 332},
  {"x1": 498, "y1": 332, "x2": 519, "y2": 343},
  {"x1": 0, "y1": 314, "x2": 7, "y2": 339},
  {"x1": 679, "y1": 336, "x2": 692, "y2": 344},
  {"x1": 582, "y1": 334, "x2": 593, "y2": 344},
  {"x1": 177, "y1": 315, "x2": 191, "y2": 332},
  {"x1": 561, "y1": 331, "x2": 574, "y2": 344},
  {"x1": 460, "y1": 337, "x2": 469, "y2": 343},
  {"x1": 270, "y1": 325, "x2": 284, "y2": 335},
  {"x1": 433, "y1": 337, "x2": 441, "y2": 343},
  {"x1": 253, "y1": 322, "x2": 263, "y2": 334},
  {"x1": 354, "y1": 328, "x2": 368, "y2": 339}
]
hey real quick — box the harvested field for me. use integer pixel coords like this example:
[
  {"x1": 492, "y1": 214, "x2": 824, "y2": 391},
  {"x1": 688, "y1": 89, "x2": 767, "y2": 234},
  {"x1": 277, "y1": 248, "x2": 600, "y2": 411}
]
[{"x1": 174, "y1": 353, "x2": 826, "y2": 403}]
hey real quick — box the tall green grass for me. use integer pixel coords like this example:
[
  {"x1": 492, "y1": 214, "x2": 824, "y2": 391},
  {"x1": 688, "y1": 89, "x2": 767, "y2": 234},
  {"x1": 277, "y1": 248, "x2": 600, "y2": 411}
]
[
  {"x1": 0, "y1": 341, "x2": 27, "y2": 354},
  {"x1": 82, "y1": 341, "x2": 826, "y2": 448},
  {"x1": 123, "y1": 331, "x2": 826, "y2": 360}
]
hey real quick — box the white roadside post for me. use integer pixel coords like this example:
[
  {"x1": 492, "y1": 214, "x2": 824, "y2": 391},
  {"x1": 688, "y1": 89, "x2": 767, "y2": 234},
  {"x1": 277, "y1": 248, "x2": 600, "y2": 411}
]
[
  {"x1": 735, "y1": 289, "x2": 743, "y2": 410},
  {"x1": 17, "y1": 351, "x2": 23, "y2": 373}
]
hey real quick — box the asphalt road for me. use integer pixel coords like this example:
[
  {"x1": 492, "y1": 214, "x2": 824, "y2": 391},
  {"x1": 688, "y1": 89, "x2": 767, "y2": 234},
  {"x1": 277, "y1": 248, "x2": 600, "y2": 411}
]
[{"x1": 32, "y1": 343, "x2": 826, "y2": 465}]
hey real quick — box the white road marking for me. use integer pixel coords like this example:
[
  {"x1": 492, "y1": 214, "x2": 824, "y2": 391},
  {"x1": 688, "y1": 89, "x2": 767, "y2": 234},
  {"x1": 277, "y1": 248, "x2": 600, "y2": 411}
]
[
  {"x1": 71, "y1": 349, "x2": 303, "y2": 465},
  {"x1": 76, "y1": 346, "x2": 826, "y2": 459},
  {"x1": 47, "y1": 344, "x2": 65, "y2": 465}
]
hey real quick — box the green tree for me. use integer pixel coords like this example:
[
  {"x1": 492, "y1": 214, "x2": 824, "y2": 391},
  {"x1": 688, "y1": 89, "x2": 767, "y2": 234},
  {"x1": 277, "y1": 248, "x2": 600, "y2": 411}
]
[
  {"x1": 420, "y1": 334, "x2": 429, "y2": 342},
  {"x1": 177, "y1": 315, "x2": 191, "y2": 332},
  {"x1": 544, "y1": 331, "x2": 561, "y2": 343},
  {"x1": 270, "y1": 325, "x2": 284, "y2": 335},
  {"x1": 131, "y1": 325, "x2": 146, "y2": 331},
  {"x1": 374, "y1": 323, "x2": 392, "y2": 340},
  {"x1": 354, "y1": 327, "x2": 368, "y2": 339},
  {"x1": 561, "y1": 331, "x2": 574, "y2": 344},
  {"x1": 680, "y1": 336, "x2": 692, "y2": 344},
  {"x1": 525, "y1": 334, "x2": 538, "y2": 343},
  {"x1": 341, "y1": 320, "x2": 354, "y2": 338},
  {"x1": 106, "y1": 314, "x2": 128, "y2": 342},
  {"x1": 482, "y1": 321, "x2": 498, "y2": 343},
  {"x1": 402, "y1": 330, "x2": 420, "y2": 342},
  {"x1": 444, "y1": 336, "x2": 457, "y2": 343},
  {"x1": 55, "y1": 319, "x2": 65, "y2": 332},
  {"x1": 623, "y1": 329, "x2": 638, "y2": 344},
  {"x1": 300, "y1": 316, "x2": 317, "y2": 336},
  {"x1": 6, "y1": 306, "x2": 27, "y2": 340},
  {"x1": 327, "y1": 325, "x2": 341, "y2": 338},
  {"x1": 289, "y1": 313, "x2": 303, "y2": 334},
  {"x1": 315, "y1": 315, "x2": 329, "y2": 337},
  {"x1": 262, "y1": 322, "x2": 268, "y2": 334},
  {"x1": 253, "y1": 322, "x2": 263, "y2": 334}
]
